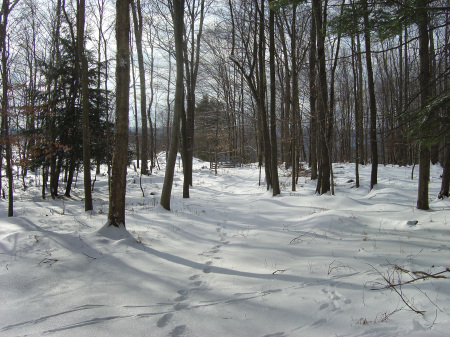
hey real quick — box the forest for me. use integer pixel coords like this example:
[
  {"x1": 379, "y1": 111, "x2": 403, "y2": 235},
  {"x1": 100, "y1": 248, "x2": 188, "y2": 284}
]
[
  {"x1": 1, "y1": 1, "x2": 450, "y2": 335},
  {"x1": 0, "y1": 0, "x2": 449, "y2": 221}
]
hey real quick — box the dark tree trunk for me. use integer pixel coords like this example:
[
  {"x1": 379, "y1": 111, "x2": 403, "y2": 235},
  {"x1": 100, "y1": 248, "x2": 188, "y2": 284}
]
[
  {"x1": 78, "y1": 0, "x2": 93, "y2": 211},
  {"x1": 131, "y1": 50, "x2": 140, "y2": 169},
  {"x1": 291, "y1": 3, "x2": 299, "y2": 190},
  {"x1": 269, "y1": 0, "x2": 280, "y2": 196},
  {"x1": 182, "y1": 0, "x2": 205, "y2": 198},
  {"x1": 148, "y1": 41, "x2": 155, "y2": 169},
  {"x1": 328, "y1": 0, "x2": 344, "y2": 195},
  {"x1": 257, "y1": 0, "x2": 272, "y2": 190},
  {"x1": 64, "y1": 161, "x2": 76, "y2": 197},
  {"x1": 351, "y1": 33, "x2": 361, "y2": 188},
  {"x1": 50, "y1": 154, "x2": 59, "y2": 199},
  {"x1": 309, "y1": 9, "x2": 318, "y2": 181},
  {"x1": 160, "y1": 0, "x2": 184, "y2": 210},
  {"x1": 276, "y1": 15, "x2": 291, "y2": 169},
  {"x1": 107, "y1": 0, "x2": 130, "y2": 226},
  {"x1": 416, "y1": 0, "x2": 431, "y2": 210},
  {"x1": 166, "y1": 55, "x2": 172, "y2": 157},
  {"x1": 42, "y1": 166, "x2": 48, "y2": 199},
  {"x1": 1, "y1": 0, "x2": 14, "y2": 216},
  {"x1": 131, "y1": 0, "x2": 148, "y2": 175},
  {"x1": 439, "y1": 142, "x2": 450, "y2": 199},
  {"x1": 362, "y1": 0, "x2": 378, "y2": 190},
  {"x1": 439, "y1": 9, "x2": 449, "y2": 199},
  {"x1": 312, "y1": 0, "x2": 330, "y2": 194}
]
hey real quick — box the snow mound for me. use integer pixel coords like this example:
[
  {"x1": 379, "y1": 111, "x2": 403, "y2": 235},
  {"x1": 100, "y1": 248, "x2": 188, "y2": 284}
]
[{"x1": 96, "y1": 222, "x2": 133, "y2": 241}]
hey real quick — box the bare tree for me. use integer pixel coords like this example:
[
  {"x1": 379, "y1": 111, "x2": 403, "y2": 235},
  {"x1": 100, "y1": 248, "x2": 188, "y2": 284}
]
[
  {"x1": 309, "y1": 7, "x2": 318, "y2": 181},
  {"x1": 416, "y1": 0, "x2": 431, "y2": 210},
  {"x1": 181, "y1": 0, "x2": 206, "y2": 198},
  {"x1": 439, "y1": 3, "x2": 449, "y2": 199},
  {"x1": 269, "y1": 0, "x2": 280, "y2": 196},
  {"x1": 312, "y1": 0, "x2": 331, "y2": 194},
  {"x1": 0, "y1": 0, "x2": 20, "y2": 216},
  {"x1": 107, "y1": 0, "x2": 130, "y2": 227},
  {"x1": 160, "y1": 0, "x2": 184, "y2": 211},
  {"x1": 131, "y1": 0, "x2": 149, "y2": 175},
  {"x1": 362, "y1": 0, "x2": 378, "y2": 190}
]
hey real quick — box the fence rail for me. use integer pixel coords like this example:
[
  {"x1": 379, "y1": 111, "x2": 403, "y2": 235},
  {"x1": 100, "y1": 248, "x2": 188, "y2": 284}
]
[{"x1": 210, "y1": 155, "x2": 242, "y2": 169}]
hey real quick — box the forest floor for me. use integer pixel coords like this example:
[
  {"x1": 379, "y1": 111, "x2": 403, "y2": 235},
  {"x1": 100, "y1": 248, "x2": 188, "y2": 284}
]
[{"x1": 1, "y1": 154, "x2": 449, "y2": 336}]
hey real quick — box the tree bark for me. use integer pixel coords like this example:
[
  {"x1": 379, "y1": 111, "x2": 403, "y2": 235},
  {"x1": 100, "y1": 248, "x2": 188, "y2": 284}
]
[
  {"x1": 131, "y1": 50, "x2": 140, "y2": 169},
  {"x1": 131, "y1": 0, "x2": 148, "y2": 175},
  {"x1": 439, "y1": 9, "x2": 449, "y2": 199},
  {"x1": 351, "y1": 33, "x2": 360, "y2": 188},
  {"x1": 78, "y1": 0, "x2": 93, "y2": 211},
  {"x1": 107, "y1": 0, "x2": 130, "y2": 226},
  {"x1": 257, "y1": 0, "x2": 272, "y2": 190},
  {"x1": 160, "y1": 0, "x2": 184, "y2": 210},
  {"x1": 269, "y1": 0, "x2": 280, "y2": 196},
  {"x1": 416, "y1": 0, "x2": 431, "y2": 210},
  {"x1": 275, "y1": 14, "x2": 291, "y2": 169},
  {"x1": 362, "y1": 0, "x2": 378, "y2": 190},
  {"x1": 1, "y1": 0, "x2": 15, "y2": 216},
  {"x1": 148, "y1": 39, "x2": 155, "y2": 169},
  {"x1": 309, "y1": 9, "x2": 318, "y2": 181},
  {"x1": 312, "y1": 0, "x2": 330, "y2": 194},
  {"x1": 182, "y1": 0, "x2": 205, "y2": 198},
  {"x1": 291, "y1": 3, "x2": 298, "y2": 190},
  {"x1": 439, "y1": 142, "x2": 450, "y2": 199}
]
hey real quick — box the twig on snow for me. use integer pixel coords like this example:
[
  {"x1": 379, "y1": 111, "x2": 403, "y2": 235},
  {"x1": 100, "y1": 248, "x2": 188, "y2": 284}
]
[{"x1": 369, "y1": 261, "x2": 450, "y2": 316}]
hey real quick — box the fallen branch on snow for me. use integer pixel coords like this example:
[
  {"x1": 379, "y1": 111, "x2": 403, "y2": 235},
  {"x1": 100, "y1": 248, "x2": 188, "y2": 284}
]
[{"x1": 369, "y1": 261, "x2": 450, "y2": 316}]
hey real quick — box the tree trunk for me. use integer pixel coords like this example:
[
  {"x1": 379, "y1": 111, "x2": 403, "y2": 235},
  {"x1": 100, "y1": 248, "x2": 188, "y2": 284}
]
[
  {"x1": 416, "y1": 0, "x2": 431, "y2": 210},
  {"x1": 439, "y1": 10, "x2": 449, "y2": 199},
  {"x1": 107, "y1": 0, "x2": 130, "y2": 226},
  {"x1": 64, "y1": 161, "x2": 76, "y2": 197},
  {"x1": 160, "y1": 0, "x2": 184, "y2": 211},
  {"x1": 148, "y1": 40, "x2": 155, "y2": 169},
  {"x1": 78, "y1": 0, "x2": 93, "y2": 211},
  {"x1": 439, "y1": 142, "x2": 450, "y2": 199},
  {"x1": 269, "y1": 0, "x2": 280, "y2": 196},
  {"x1": 309, "y1": 10, "x2": 318, "y2": 180},
  {"x1": 131, "y1": 50, "x2": 140, "y2": 170},
  {"x1": 1, "y1": 0, "x2": 14, "y2": 216},
  {"x1": 351, "y1": 33, "x2": 360, "y2": 188},
  {"x1": 276, "y1": 15, "x2": 291, "y2": 169},
  {"x1": 182, "y1": 0, "x2": 205, "y2": 198},
  {"x1": 131, "y1": 0, "x2": 148, "y2": 175},
  {"x1": 257, "y1": 0, "x2": 272, "y2": 190},
  {"x1": 291, "y1": 3, "x2": 299, "y2": 190},
  {"x1": 166, "y1": 55, "x2": 172, "y2": 156},
  {"x1": 312, "y1": 0, "x2": 330, "y2": 194},
  {"x1": 328, "y1": 0, "x2": 344, "y2": 196},
  {"x1": 362, "y1": 0, "x2": 378, "y2": 190}
]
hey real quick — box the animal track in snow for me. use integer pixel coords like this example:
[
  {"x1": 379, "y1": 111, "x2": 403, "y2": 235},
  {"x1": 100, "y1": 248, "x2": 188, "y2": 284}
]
[
  {"x1": 156, "y1": 313, "x2": 173, "y2": 328},
  {"x1": 175, "y1": 295, "x2": 188, "y2": 302},
  {"x1": 169, "y1": 324, "x2": 187, "y2": 337},
  {"x1": 321, "y1": 288, "x2": 351, "y2": 312},
  {"x1": 173, "y1": 302, "x2": 189, "y2": 311},
  {"x1": 319, "y1": 303, "x2": 329, "y2": 310},
  {"x1": 189, "y1": 274, "x2": 200, "y2": 280}
]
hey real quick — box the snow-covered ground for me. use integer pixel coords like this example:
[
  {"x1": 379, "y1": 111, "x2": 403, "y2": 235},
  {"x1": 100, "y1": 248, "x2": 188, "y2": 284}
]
[{"x1": 1, "y1": 155, "x2": 449, "y2": 336}]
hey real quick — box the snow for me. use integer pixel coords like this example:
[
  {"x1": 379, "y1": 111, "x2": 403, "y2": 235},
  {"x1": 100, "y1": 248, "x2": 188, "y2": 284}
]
[{"x1": 1, "y1": 155, "x2": 449, "y2": 336}]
